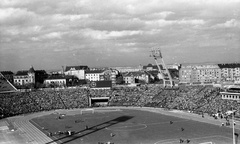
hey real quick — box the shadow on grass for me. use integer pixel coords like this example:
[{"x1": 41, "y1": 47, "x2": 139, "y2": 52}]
[{"x1": 40, "y1": 115, "x2": 133, "y2": 144}]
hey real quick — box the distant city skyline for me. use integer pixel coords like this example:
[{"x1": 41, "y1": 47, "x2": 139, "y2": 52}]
[{"x1": 0, "y1": 0, "x2": 240, "y2": 72}]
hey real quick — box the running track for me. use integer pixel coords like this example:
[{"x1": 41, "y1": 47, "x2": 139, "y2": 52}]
[{"x1": 8, "y1": 111, "x2": 57, "y2": 144}]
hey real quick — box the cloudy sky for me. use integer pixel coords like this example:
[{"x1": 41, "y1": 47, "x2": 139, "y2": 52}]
[{"x1": 0, "y1": 0, "x2": 240, "y2": 71}]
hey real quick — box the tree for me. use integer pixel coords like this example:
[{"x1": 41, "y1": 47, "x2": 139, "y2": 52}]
[{"x1": 116, "y1": 75, "x2": 124, "y2": 84}]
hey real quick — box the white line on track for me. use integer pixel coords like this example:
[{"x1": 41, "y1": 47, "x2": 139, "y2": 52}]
[{"x1": 30, "y1": 119, "x2": 62, "y2": 144}]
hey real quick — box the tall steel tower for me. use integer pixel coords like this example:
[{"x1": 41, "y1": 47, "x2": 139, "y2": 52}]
[{"x1": 150, "y1": 47, "x2": 173, "y2": 87}]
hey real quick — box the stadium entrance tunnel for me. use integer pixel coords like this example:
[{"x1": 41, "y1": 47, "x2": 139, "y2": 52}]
[{"x1": 89, "y1": 97, "x2": 110, "y2": 107}]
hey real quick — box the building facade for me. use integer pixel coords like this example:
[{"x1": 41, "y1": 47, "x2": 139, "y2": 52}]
[
  {"x1": 64, "y1": 65, "x2": 89, "y2": 80},
  {"x1": 123, "y1": 71, "x2": 150, "y2": 84},
  {"x1": 218, "y1": 63, "x2": 240, "y2": 84},
  {"x1": 111, "y1": 66, "x2": 142, "y2": 73},
  {"x1": 85, "y1": 70, "x2": 104, "y2": 81},
  {"x1": 14, "y1": 67, "x2": 35, "y2": 86},
  {"x1": 44, "y1": 75, "x2": 67, "y2": 87},
  {"x1": 179, "y1": 64, "x2": 221, "y2": 84},
  {"x1": 13, "y1": 66, "x2": 48, "y2": 87},
  {"x1": 44, "y1": 75, "x2": 78, "y2": 87}
]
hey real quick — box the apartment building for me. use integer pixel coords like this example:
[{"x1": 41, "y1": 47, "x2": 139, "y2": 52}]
[
  {"x1": 14, "y1": 66, "x2": 35, "y2": 85},
  {"x1": 85, "y1": 70, "x2": 104, "y2": 81},
  {"x1": 64, "y1": 65, "x2": 89, "y2": 80},
  {"x1": 218, "y1": 63, "x2": 240, "y2": 84},
  {"x1": 123, "y1": 71, "x2": 150, "y2": 84},
  {"x1": 14, "y1": 66, "x2": 48, "y2": 86},
  {"x1": 179, "y1": 64, "x2": 221, "y2": 84}
]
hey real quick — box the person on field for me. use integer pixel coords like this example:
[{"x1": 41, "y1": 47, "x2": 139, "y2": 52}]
[
  {"x1": 110, "y1": 133, "x2": 115, "y2": 137},
  {"x1": 179, "y1": 138, "x2": 184, "y2": 143}
]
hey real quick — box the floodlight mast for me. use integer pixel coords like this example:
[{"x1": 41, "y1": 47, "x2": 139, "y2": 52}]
[{"x1": 150, "y1": 47, "x2": 173, "y2": 87}]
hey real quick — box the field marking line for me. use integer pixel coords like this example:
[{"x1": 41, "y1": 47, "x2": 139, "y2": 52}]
[
  {"x1": 105, "y1": 122, "x2": 147, "y2": 131},
  {"x1": 95, "y1": 108, "x2": 121, "y2": 111},
  {"x1": 84, "y1": 115, "x2": 110, "y2": 120},
  {"x1": 146, "y1": 119, "x2": 189, "y2": 126},
  {"x1": 153, "y1": 135, "x2": 232, "y2": 144}
]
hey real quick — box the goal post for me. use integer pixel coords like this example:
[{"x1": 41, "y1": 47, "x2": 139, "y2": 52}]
[{"x1": 80, "y1": 108, "x2": 94, "y2": 115}]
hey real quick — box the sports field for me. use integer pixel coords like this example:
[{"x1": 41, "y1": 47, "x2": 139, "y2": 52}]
[{"x1": 30, "y1": 108, "x2": 238, "y2": 144}]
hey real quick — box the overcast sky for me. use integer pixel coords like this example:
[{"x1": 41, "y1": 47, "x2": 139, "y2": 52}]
[{"x1": 0, "y1": 0, "x2": 240, "y2": 71}]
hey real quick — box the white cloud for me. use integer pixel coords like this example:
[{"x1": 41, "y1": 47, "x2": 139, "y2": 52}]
[
  {"x1": 118, "y1": 47, "x2": 139, "y2": 53},
  {"x1": 146, "y1": 19, "x2": 173, "y2": 27},
  {"x1": 108, "y1": 30, "x2": 142, "y2": 37},
  {"x1": 83, "y1": 29, "x2": 143, "y2": 39},
  {"x1": 146, "y1": 11, "x2": 175, "y2": 19},
  {"x1": 177, "y1": 19, "x2": 206, "y2": 25},
  {"x1": 4, "y1": 28, "x2": 20, "y2": 36},
  {"x1": 126, "y1": 4, "x2": 136, "y2": 14},
  {"x1": 0, "y1": 8, "x2": 37, "y2": 25},
  {"x1": 53, "y1": 14, "x2": 90, "y2": 21},
  {"x1": 32, "y1": 26, "x2": 42, "y2": 32},
  {"x1": 214, "y1": 19, "x2": 240, "y2": 28},
  {"x1": 42, "y1": 32, "x2": 64, "y2": 39},
  {"x1": 1, "y1": 25, "x2": 43, "y2": 37},
  {"x1": 1, "y1": 0, "x2": 240, "y2": 70},
  {"x1": 30, "y1": 32, "x2": 65, "y2": 41},
  {"x1": 145, "y1": 29, "x2": 162, "y2": 35},
  {"x1": 0, "y1": 0, "x2": 29, "y2": 7},
  {"x1": 31, "y1": 37, "x2": 40, "y2": 41},
  {"x1": 146, "y1": 19, "x2": 206, "y2": 27},
  {"x1": 116, "y1": 43, "x2": 136, "y2": 46}
]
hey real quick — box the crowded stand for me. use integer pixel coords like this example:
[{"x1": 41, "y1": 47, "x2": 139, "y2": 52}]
[{"x1": 0, "y1": 85, "x2": 239, "y2": 120}]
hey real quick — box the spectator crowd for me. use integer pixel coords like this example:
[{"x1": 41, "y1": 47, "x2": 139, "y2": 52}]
[{"x1": 0, "y1": 85, "x2": 239, "y2": 119}]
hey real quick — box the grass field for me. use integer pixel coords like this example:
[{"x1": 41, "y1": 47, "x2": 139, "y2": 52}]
[{"x1": 30, "y1": 108, "x2": 238, "y2": 144}]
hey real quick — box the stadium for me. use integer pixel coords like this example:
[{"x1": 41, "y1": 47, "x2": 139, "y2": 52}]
[{"x1": 1, "y1": 79, "x2": 240, "y2": 144}]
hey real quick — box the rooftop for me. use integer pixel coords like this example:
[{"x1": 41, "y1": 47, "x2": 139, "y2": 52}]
[
  {"x1": 85, "y1": 70, "x2": 104, "y2": 74},
  {"x1": 218, "y1": 63, "x2": 240, "y2": 69},
  {"x1": 15, "y1": 71, "x2": 29, "y2": 76},
  {"x1": 46, "y1": 74, "x2": 75, "y2": 80},
  {"x1": 0, "y1": 71, "x2": 14, "y2": 75},
  {"x1": 123, "y1": 71, "x2": 148, "y2": 77},
  {"x1": 65, "y1": 66, "x2": 89, "y2": 71}
]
